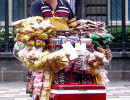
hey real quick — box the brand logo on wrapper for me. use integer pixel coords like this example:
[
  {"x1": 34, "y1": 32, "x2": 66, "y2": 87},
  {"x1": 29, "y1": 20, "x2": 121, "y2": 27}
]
[{"x1": 14, "y1": 42, "x2": 25, "y2": 50}]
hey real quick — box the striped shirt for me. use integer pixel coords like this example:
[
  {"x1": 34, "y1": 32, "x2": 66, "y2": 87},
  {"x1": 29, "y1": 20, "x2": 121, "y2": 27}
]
[{"x1": 31, "y1": 0, "x2": 77, "y2": 30}]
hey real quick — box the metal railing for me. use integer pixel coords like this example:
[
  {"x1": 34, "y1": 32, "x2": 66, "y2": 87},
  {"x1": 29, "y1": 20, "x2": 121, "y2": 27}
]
[
  {"x1": 0, "y1": 0, "x2": 130, "y2": 52},
  {"x1": 75, "y1": 0, "x2": 129, "y2": 52}
]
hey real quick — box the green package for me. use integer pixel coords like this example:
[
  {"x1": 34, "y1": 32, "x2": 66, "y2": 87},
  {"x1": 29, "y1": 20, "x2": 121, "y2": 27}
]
[
  {"x1": 103, "y1": 39, "x2": 109, "y2": 44},
  {"x1": 92, "y1": 40, "x2": 101, "y2": 46},
  {"x1": 91, "y1": 34, "x2": 100, "y2": 40},
  {"x1": 102, "y1": 34, "x2": 109, "y2": 39}
]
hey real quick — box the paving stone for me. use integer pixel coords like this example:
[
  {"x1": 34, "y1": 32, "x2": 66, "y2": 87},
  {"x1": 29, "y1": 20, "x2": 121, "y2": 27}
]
[
  {"x1": 0, "y1": 97, "x2": 14, "y2": 100},
  {"x1": 15, "y1": 95, "x2": 30, "y2": 98},
  {"x1": 106, "y1": 95, "x2": 118, "y2": 98},
  {"x1": 9, "y1": 89, "x2": 21, "y2": 91},
  {"x1": 118, "y1": 96, "x2": 130, "y2": 98},
  {"x1": 17, "y1": 92, "x2": 27, "y2": 95},
  {"x1": 106, "y1": 98, "x2": 119, "y2": 100},
  {"x1": 3, "y1": 94, "x2": 16, "y2": 97},
  {"x1": 19, "y1": 90, "x2": 26, "y2": 92},
  {"x1": 113, "y1": 93, "x2": 130, "y2": 96},
  {"x1": 0, "y1": 91, "x2": 6, "y2": 94},
  {"x1": 0, "y1": 94, "x2": 4, "y2": 96},
  {"x1": 5, "y1": 91, "x2": 19, "y2": 94},
  {"x1": 106, "y1": 92, "x2": 114, "y2": 96},
  {"x1": 115, "y1": 98, "x2": 130, "y2": 100},
  {"x1": 0, "y1": 89, "x2": 9, "y2": 91},
  {"x1": 14, "y1": 98, "x2": 31, "y2": 100},
  {"x1": 110, "y1": 90, "x2": 124, "y2": 93}
]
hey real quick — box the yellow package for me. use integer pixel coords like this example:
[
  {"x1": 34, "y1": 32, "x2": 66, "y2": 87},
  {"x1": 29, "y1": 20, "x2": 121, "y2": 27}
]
[
  {"x1": 14, "y1": 33, "x2": 21, "y2": 41},
  {"x1": 21, "y1": 35, "x2": 31, "y2": 42},
  {"x1": 34, "y1": 59, "x2": 43, "y2": 69},
  {"x1": 23, "y1": 26, "x2": 34, "y2": 34},
  {"x1": 37, "y1": 33, "x2": 48, "y2": 40},
  {"x1": 36, "y1": 40, "x2": 46, "y2": 46},
  {"x1": 26, "y1": 40, "x2": 35, "y2": 46}
]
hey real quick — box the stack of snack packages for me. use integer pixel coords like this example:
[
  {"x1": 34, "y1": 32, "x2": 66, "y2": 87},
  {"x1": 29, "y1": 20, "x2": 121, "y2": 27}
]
[
  {"x1": 13, "y1": 17, "x2": 114, "y2": 100},
  {"x1": 13, "y1": 16, "x2": 70, "y2": 100},
  {"x1": 70, "y1": 19, "x2": 114, "y2": 85}
]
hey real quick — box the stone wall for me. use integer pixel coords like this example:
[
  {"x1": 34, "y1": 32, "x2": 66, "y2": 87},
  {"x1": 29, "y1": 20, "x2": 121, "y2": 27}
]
[
  {"x1": 106, "y1": 52, "x2": 130, "y2": 81},
  {"x1": 0, "y1": 52, "x2": 28, "y2": 82},
  {"x1": 0, "y1": 52, "x2": 130, "y2": 82}
]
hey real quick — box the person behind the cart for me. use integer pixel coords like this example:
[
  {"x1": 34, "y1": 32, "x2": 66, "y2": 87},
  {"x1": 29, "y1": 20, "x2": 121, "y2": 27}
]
[{"x1": 31, "y1": 0, "x2": 77, "y2": 30}]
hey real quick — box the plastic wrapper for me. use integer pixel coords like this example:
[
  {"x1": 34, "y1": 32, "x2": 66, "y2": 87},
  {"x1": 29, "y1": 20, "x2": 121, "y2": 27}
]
[
  {"x1": 45, "y1": 49, "x2": 70, "y2": 73},
  {"x1": 16, "y1": 46, "x2": 45, "y2": 71},
  {"x1": 26, "y1": 71, "x2": 35, "y2": 95},
  {"x1": 36, "y1": 39, "x2": 46, "y2": 46},
  {"x1": 88, "y1": 51, "x2": 109, "y2": 70},
  {"x1": 26, "y1": 40, "x2": 35, "y2": 46},
  {"x1": 40, "y1": 69, "x2": 53, "y2": 100},
  {"x1": 13, "y1": 42, "x2": 26, "y2": 61},
  {"x1": 74, "y1": 50, "x2": 91, "y2": 73},
  {"x1": 97, "y1": 69, "x2": 110, "y2": 85},
  {"x1": 87, "y1": 50, "x2": 111, "y2": 86},
  {"x1": 89, "y1": 33, "x2": 114, "y2": 49},
  {"x1": 33, "y1": 70, "x2": 44, "y2": 97}
]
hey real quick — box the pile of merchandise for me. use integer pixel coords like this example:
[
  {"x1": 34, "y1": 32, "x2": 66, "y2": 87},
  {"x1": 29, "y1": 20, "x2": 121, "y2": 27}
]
[
  {"x1": 13, "y1": 17, "x2": 114, "y2": 100},
  {"x1": 13, "y1": 17, "x2": 70, "y2": 100},
  {"x1": 70, "y1": 19, "x2": 114, "y2": 85},
  {"x1": 70, "y1": 20, "x2": 106, "y2": 34},
  {"x1": 13, "y1": 16, "x2": 56, "y2": 47}
]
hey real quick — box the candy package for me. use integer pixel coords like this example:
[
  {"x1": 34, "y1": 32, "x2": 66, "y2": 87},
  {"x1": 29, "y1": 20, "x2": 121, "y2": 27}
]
[{"x1": 74, "y1": 50, "x2": 91, "y2": 73}]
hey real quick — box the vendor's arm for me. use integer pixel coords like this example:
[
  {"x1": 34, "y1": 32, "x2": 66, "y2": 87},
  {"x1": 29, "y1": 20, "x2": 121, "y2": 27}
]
[
  {"x1": 63, "y1": 0, "x2": 77, "y2": 28},
  {"x1": 31, "y1": 0, "x2": 43, "y2": 16}
]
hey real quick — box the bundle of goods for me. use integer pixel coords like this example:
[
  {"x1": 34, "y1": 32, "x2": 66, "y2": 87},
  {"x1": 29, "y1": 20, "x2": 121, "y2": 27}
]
[
  {"x1": 15, "y1": 46, "x2": 69, "y2": 72},
  {"x1": 33, "y1": 69, "x2": 53, "y2": 100},
  {"x1": 14, "y1": 45, "x2": 70, "y2": 99},
  {"x1": 12, "y1": 16, "x2": 70, "y2": 100},
  {"x1": 69, "y1": 20, "x2": 106, "y2": 34},
  {"x1": 70, "y1": 19, "x2": 114, "y2": 48},
  {"x1": 13, "y1": 16, "x2": 56, "y2": 47},
  {"x1": 89, "y1": 33, "x2": 114, "y2": 49},
  {"x1": 69, "y1": 19, "x2": 114, "y2": 85}
]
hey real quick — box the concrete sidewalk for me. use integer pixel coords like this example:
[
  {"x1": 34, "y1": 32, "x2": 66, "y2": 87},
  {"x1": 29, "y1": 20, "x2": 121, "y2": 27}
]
[
  {"x1": 106, "y1": 81, "x2": 130, "y2": 100},
  {"x1": 0, "y1": 81, "x2": 130, "y2": 100}
]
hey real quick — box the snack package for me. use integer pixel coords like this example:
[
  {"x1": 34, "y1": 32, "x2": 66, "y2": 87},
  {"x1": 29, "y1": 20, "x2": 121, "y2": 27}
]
[
  {"x1": 33, "y1": 70, "x2": 44, "y2": 97},
  {"x1": 88, "y1": 51, "x2": 109, "y2": 70},
  {"x1": 13, "y1": 41, "x2": 25, "y2": 61},
  {"x1": 26, "y1": 71, "x2": 34, "y2": 96},
  {"x1": 97, "y1": 69, "x2": 110, "y2": 85},
  {"x1": 36, "y1": 39, "x2": 46, "y2": 46},
  {"x1": 74, "y1": 50, "x2": 91, "y2": 73},
  {"x1": 26, "y1": 40, "x2": 35, "y2": 46},
  {"x1": 40, "y1": 69, "x2": 53, "y2": 100}
]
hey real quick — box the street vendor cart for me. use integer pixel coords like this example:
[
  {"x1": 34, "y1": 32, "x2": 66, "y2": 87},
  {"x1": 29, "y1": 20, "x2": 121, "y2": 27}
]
[{"x1": 13, "y1": 17, "x2": 113, "y2": 100}]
